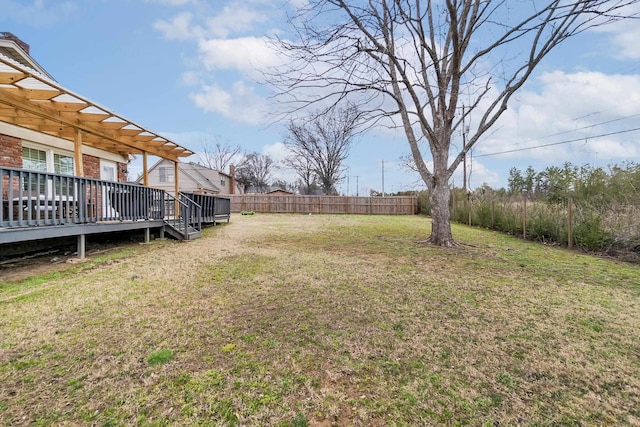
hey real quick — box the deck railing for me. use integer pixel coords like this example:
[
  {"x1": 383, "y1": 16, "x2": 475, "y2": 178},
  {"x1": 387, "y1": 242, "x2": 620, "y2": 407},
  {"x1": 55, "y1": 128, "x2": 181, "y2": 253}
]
[
  {"x1": 180, "y1": 192, "x2": 231, "y2": 224},
  {"x1": 1, "y1": 166, "x2": 165, "y2": 228}
]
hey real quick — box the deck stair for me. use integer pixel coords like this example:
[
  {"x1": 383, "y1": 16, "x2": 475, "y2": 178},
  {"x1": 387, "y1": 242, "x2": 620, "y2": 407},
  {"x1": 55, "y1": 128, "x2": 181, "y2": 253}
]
[
  {"x1": 163, "y1": 222, "x2": 201, "y2": 240},
  {"x1": 162, "y1": 192, "x2": 203, "y2": 241}
]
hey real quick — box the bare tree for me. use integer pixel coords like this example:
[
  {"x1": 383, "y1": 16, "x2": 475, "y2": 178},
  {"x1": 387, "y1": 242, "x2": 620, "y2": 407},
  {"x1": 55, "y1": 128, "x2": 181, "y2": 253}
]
[
  {"x1": 268, "y1": 0, "x2": 638, "y2": 246},
  {"x1": 236, "y1": 153, "x2": 277, "y2": 193},
  {"x1": 283, "y1": 154, "x2": 317, "y2": 194},
  {"x1": 197, "y1": 138, "x2": 244, "y2": 172},
  {"x1": 284, "y1": 104, "x2": 360, "y2": 195}
]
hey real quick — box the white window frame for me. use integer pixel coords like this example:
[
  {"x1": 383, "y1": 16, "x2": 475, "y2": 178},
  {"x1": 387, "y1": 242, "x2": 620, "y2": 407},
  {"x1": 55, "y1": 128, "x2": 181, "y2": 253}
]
[
  {"x1": 100, "y1": 160, "x2": 117, "y2": 182},
  {"x1": 22, "y1": 141, "x2": 74, "y2": 175},
  {"x1": 21, "y1": 142, "x2": 76, "y2": 197}
]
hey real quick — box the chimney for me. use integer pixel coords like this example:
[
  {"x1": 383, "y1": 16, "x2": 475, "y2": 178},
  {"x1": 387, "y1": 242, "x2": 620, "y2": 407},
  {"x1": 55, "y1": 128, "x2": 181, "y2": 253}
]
[
  {"x1": 229, "y1": 164, "x2": 236, "y2": 195},
  {"x1": 1, "y1": 32, "x2": 30, "y2": 54}
]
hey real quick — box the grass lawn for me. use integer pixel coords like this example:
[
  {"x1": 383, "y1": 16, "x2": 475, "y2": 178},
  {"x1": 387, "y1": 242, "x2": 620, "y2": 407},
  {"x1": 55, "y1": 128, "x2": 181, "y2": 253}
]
[{"x1": 0, "y1": 214, "x2": 639, "y2": 426}]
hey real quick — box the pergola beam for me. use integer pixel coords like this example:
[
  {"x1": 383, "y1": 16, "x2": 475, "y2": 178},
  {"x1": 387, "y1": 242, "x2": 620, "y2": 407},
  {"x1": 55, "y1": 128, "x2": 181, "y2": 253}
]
[{"x1": 0, "y1": 54, "x2": 194, "y2": 164}]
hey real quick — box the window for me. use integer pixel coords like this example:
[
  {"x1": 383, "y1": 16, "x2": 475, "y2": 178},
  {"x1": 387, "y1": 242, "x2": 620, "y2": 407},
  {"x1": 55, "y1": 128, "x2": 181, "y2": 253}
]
[
  {"x1": 220, "y1": 177, "x2": 226, "y2": 186},
  {"x1": 22, "y1": 147, "x2": 47, "y2": 172},
  {"x1": 22, "y1": 147, "x2": 47, "y2": 193},
  {"x1": 54, "y1": 153, "x2": 74, "y2": 175},
  {"x1": 159, "y1": 166, "x2": 174, "y2": 183},
  {"x1": 22, "y1": 146, "x2": 75, "y2": 195}
]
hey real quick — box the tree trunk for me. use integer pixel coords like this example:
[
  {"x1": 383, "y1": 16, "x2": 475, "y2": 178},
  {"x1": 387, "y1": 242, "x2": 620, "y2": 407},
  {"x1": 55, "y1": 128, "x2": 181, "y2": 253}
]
[{"x1": 428, "y1": 177, "x2": 455, "y2": 246}]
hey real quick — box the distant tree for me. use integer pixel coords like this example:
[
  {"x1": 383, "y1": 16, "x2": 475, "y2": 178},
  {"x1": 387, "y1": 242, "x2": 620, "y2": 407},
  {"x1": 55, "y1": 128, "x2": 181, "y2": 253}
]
[
  {"x1": 574, "y1": 164, "x2": 609, "y2": 205},
  {"x1": 271, "y1": 179, "x2": 298, "y2": 193},
  {"x1": 197, "y1": 138, "x2": 244, "y2": 172},
  {"x1": 284, "y1": 104, "x2": 361, "y2": 195},
  {"x1": 508, "y1": 167, "x2": 524, "y2": 195},
  {"x1": 540, "y1": 162, "x2": 578, "y2": 203},
  {"x1": 524, "y1": 166, "x2": 537, "y2": 196},
  {"x1": 268, "y1": 0, "x2": 639, "y2": 246},
  {"x1": 236, "y1": 153, "x2": 277, "y2": 193},
  {"x1": 283, "y1": 154, "x2": 317, "y2": 195}
]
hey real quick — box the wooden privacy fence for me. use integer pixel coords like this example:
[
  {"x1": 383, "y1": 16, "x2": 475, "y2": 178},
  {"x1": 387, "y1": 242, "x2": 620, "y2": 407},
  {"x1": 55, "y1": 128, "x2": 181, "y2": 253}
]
[{"x1": 230, "y1": 195, "x2": 419, "y2": 215}]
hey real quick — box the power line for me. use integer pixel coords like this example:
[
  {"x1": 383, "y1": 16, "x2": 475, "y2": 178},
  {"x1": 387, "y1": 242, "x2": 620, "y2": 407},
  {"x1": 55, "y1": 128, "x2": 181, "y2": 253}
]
[
  {"x1": 500, "y1": 112, "x2": 640, "y2": 148},
  {"x1": 475, "y1": 127, "x2": 640, "y2": 158}
]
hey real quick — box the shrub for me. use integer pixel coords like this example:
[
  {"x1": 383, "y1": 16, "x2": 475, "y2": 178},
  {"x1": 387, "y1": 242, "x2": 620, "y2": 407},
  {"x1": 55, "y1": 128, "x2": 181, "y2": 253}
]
[
  {"x1": 527, "y1": 204, "x2": 566, "y2": 243},
  {"x1": 573, "y1": 210, "x2": 612, "y2": 252},
  {"x1": 417, "y1": 191, "x2": 431, "y2": 215},
  {"x1": 473, "y1": 199, "x2": 495, "y2": 229}
]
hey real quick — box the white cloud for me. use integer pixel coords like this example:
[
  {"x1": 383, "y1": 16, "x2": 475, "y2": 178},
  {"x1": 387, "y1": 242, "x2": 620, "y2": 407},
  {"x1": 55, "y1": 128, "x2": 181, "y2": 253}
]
[
  {"x1": 464, "y1": 158, "x2": 501, "y2": 189},
  {"x1": 475, "y1": 70, "x2": 640, "y2": 165},
  {"x1": 154, "y1": 12, "x2": 203, "y2": 40},
  {"x1": 181, "y1": 70, "x2": 201, "y2": 86},
  {"x1": 189, "y1": 80, "x2": 267, "y2": 125},
  {"x1": 262, "y1": 141, "x2": 298, "y2": 183},
  {"x1": 590, "y1": 4, "x2": 640, "y2": 60},
  {"x1": 262, "y1": 141, "x2": 289, "y2": 162},
  {"x1": 198, "y1": 37, "x2": 281, "y2": 72},
  {"x1": 205, "y1": 5, "x2": 269, "y2": 38}
]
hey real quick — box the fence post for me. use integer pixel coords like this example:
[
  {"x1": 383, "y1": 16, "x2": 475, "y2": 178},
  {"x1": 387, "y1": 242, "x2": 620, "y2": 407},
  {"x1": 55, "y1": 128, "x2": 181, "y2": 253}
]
[
  {"x1": 568, "y1": 197, "x2": 573, "y2": 250},
  {"x1": 491, "y1": 200, "x2": 495, "y2": 228},
  {"x1": 522, "y1": 196, "x2": 527, "y2": 240}
]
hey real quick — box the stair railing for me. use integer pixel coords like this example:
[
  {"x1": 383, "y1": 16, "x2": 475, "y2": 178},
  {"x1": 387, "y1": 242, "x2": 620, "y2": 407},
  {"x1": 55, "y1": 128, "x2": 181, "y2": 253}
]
[
  {"x1": 179, "y1": 192, "x2": 202, "y2": 232},
  {"x1": 163, "y1": 192, "x2": 192, "y2": 240}
]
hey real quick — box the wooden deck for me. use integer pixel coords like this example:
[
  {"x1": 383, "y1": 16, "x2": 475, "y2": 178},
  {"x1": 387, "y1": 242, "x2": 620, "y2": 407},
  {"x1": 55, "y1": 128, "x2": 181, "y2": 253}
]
[{"x1": 1, "y1": 167, "x2": 231, "y2": 256}]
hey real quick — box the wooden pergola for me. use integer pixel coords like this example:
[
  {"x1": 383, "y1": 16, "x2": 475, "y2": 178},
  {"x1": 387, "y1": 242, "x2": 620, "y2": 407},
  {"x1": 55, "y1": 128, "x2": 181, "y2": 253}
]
[{"x1": 0, "y1": 53, "x2": 194, "y2": 195}]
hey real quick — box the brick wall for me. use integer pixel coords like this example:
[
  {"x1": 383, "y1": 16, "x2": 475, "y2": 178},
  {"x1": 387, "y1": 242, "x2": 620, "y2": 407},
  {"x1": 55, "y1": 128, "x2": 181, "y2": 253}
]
[
  {"x1": 83, "y1": 154, "x2": 100, "y2": 179},
  {"x1": 118, "y1": 162, "x2": 127, "y2": 182},
  {"x1": 0, "y1": 134, "x2": 23, "y2": 168},
  {"x1": 1, "y1": 134, "x2": 23, "y2": 198}
]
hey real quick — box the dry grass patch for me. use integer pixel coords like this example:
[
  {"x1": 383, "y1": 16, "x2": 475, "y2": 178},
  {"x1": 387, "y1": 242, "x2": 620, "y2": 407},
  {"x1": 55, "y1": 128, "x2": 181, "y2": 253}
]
[{"x1": 0, "y1": 214, "x2": 639, "y2": 426}]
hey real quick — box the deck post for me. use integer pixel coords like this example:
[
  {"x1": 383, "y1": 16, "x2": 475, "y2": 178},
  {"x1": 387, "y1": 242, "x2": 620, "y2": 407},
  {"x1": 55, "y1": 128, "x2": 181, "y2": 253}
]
[
  {"x1": 77, "y1": 234, "x2": 86, "y2": 259},
  {"x1": 144, "y1": 227, "x2": 150, "y2": 243},
  {"x1": 143, "y1": 152, "x2": 149, "y2": 186},
  {"x1": 74, "y1": 129, "x2": 84, "y2": 176}
]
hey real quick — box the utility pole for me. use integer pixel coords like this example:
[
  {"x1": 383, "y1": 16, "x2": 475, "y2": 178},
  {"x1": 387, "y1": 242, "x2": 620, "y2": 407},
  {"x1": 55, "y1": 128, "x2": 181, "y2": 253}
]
[
  {"x1": 347, "y1": 174, "x2": 350, "y2": 196},
  {"x1": 355, "y1": 176, "x2": 359, "y2": 197},
  {"x1": 462, "y1": 104, "x2": 467, "y2": 191},
  {"x1": 381, "y1": 160, "x2": 385, "y2": 197}
]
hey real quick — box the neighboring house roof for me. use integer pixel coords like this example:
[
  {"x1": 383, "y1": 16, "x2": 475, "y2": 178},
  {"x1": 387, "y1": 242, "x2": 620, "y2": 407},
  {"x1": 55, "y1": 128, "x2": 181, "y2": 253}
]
[
  {"x1": 142, "y1": 160, "x2": 226, "y2": 193},
  {"x1": 266, "y1": 189, "x2": 296, "y2": 195},
  {"x1": 245, "y1": 186, "x2": 296, "y2": 194},
  {"x1": 181, "y1": 162, "x2": 223, "y2": 193},
  {"x1": 0, "y1": 35, "x2": 194, "y2": 162}
]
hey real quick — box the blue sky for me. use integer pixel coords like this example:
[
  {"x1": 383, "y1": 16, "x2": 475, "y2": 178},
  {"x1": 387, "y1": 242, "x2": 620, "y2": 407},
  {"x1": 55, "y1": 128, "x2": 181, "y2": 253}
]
[{"x1": 2, "y1": 0, "x2": 640, "y2": 195}]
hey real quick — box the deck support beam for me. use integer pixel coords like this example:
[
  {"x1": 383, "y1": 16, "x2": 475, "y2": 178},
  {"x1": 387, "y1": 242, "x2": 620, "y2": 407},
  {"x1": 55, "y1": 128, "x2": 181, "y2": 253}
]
[
  {"x1": 174, "y1": 160, "x2": 179, "y2": 196},
  {"x1": 77, "y1": 234, "x2": 86, "y2": 259},
  {"x1": 74, "y1": 129, "x2": 84, "y2": 176},
  {"x1": 144, "y1": 227, "x2": 150, "y2": 243},
  {"x1": 142, "y1": 152, "x2": 148, "y2": 186}
]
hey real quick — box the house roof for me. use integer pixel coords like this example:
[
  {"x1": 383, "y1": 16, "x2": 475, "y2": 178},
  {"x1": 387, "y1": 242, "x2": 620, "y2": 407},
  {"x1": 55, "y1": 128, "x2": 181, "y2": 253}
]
[
  {"x1": 0, "y1": 33, "x2": 53, "y2": 80},
  {"x1": 142, "y1": 159, "x2": 224, "y2": 193},
  {"x1": 181, "y1": 162, "x2": 223, "y2": 193},
  {"x1": 0, "y1": 49, "x2": 194, "y2": 162}
]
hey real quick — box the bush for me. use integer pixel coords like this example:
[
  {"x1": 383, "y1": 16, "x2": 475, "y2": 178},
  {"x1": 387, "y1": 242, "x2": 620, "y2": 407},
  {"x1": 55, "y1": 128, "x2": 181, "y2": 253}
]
[
  {"x1": 527, "y1": 204, "x2": 566, "y2": 243},
  {"x1": 473, "y1": 199, "x2": 495, "y2": 229},
  {"x1": 494, "y1": 203, "x2": 522, "y2": 236},
  {"x1": 573, "y1": 210, "x2": 612, "y2": 252},
  {"x1": 417, "y1": 191, "x2": 431, "y2": 215}
]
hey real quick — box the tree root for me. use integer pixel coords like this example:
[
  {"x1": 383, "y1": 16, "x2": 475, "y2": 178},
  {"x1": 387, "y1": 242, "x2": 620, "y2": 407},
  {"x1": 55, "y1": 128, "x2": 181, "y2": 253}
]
[{"x1": 417, "y1": 237, "x2": 476, "y2": 248}]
